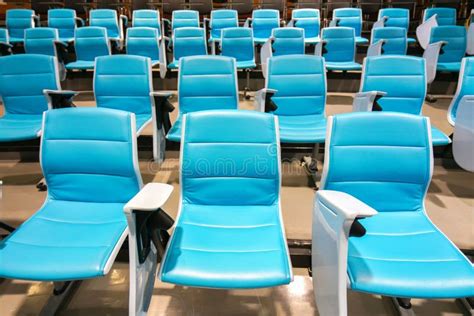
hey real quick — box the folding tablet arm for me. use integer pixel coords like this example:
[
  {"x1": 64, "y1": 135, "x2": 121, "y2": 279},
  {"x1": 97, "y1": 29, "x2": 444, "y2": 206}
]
[
  {"x1": 151, "y1": 91, "x2": 174, "y2": 163},
  {"x1": 43, "y1": 89, "x2": 79, "y2": 109},
  {"x1": 416, "y1": 14, "x2": 438, "y2": 50},
  {"x1": 312, "y1": 190, "x2": 377, "y2": 316},
  {"x1": 367, "y1": 39, "x2": 385, "y2": 57},
  {"x1": 352, "y1": 91, "x2": 387, "y2": 112},
  {"x1": 254, "y1": 88, "x2": 278, "y2": 112},
  {"x1": 124, "y1": 183, "x2": 174, "y2": 316},
  {"x1": 423, "y1": 40, "x2": 447, "y2": 84}
]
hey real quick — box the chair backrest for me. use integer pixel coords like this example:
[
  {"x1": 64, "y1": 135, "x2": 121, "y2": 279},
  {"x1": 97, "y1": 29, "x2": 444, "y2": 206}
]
[
  {"x1": 321, "y1": 112, "x2": 432, "y2": 212},
  {"x1": 0, "y1": 54, "x2": 59, "y2": 115},
  {"x1": 221, "y1": 27, "x2": 254, "y2": 63},
  {"x1": 126, "y1": 27, "x2": 160, "y2": 61},
  {"x1": 178, "y1": 56, "x2": 238, "y2": 114},
  {"x1": 378, "y1": 8, "x2": 409, "y2": 30},
  {"x1": 48, "y1": 8, "x2": 76, "y2": 41},
  {"x1": 333, "y1": 8, "x2": 363, "y2": 37},
  {"x1": 252, "y1": 9, "x2": 280, "y2": 39},
  {"x1": 41, "y1": 107, "x2": 142, "y2": 203},
  {"x1": 430, "y1": 25, "x2": 467, "y2": 63},
  {"x1": 266, "y1": 55, "x2": 326, "y2": 117},
  {"x1": 94, "y1": 55, "x2": 152, "y2": 117},
  {"x1": 292, "y1": 8, "x2": 320, "y2": 39},
  {"x1": 74, "y1": 27, "x2": 110, "y2": 62},
  {"x1": 6, "y1": 9, "x2": 35, "y2": 40},
  {"x1": 448, "y1": 57, "x2": 474, "y2": 125},
  {"x1": 0, "y1": 28, "x2": 9, "y2": 43},
  {"x1": 361, "y1": 55, "x2": 426, "y2": 114},
  {"x1": 132, "y1": 9, "x2": 161, "y2": 36},
  {"x1": 173, "y1": 27, "x2": 207, "y2": 62},
  {"x1": 172, "y1": 10, "x2": 200, "y2": 31},
  {"x1": 272, "y1": 27, "x2": 305, "y2": 56},
  {"x1": 181, "y1": 110, "x2": 280, "y2": 206},
  {"x1": 24, "y1": 28, "x2": 58, "y2": 56},
  {"x1": 423, "y1": 7, "x2": 456, "y2": 25},
  {"x1": 371, "y1": 26, "x2": 407, "y2": 55},
  {"x1": 210, "y1": 9, "x2": 238, "y2": 40},
  {"x1": 90, "y1": 9, "x2": 120, "y2": 39},
  {"x1": 322, "y1": 27, "x2": 356, "y2": 63}
]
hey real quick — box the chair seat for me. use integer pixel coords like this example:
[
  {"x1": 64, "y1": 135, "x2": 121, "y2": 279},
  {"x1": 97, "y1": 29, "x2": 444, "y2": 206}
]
[
  {"x1": 160, "y1": 203, "x2": 292, "y2": 289},
  {"x1": 168, "y1": 60, "x2": 179, "y2": 69},
  {"x1": 66, "y1": 60, "x2": 95, "y2": 70},
  {"x1": 236, "y1": 60, "x2": 257, "y2": 69},
  {"x1": 9, "y1": 37, "x2": 24, "y2": 44},
  {"x1": 166, "y1": 115, "x2": 182, "y2": 142},
  {"x1": 437, "y1": 62, "x2": 461, "y2": 72},
  {"x1": 59, "y1": 37, "x2": 74, "y2": 43},
  {"x1": 407, "y1": 37, "x2": 416, "y2": 44},
  {"x1": 0, "y1": 199, "x2": 127, "y2": 281},
  {"x1": 304, "y1": 36, "x2": 321, "y2": 44},
  {"x1": 136, "y1": 113, "x2": 152, "y2": 135},
  {"x1": 325, "y1": 61, "x2": 362, "y2": 71},
  {"x1": 278, "y1": 115, "x2": 326, "y2": 143},
  {"x1": 348, "y1": 210, "x2": 474, "y2": 298},
  {"x1": 356, "y1": 36, "x2": 369, "y2": 44},
  {"x1": 0, "y1": 114, "x2": 42, "y2": 142},
  {"x1": 431, "y1": 125, "x2": 451, "y2": 146},
  {"x1": 254, "y1": 37, "x2": 270, "y2": 45}
]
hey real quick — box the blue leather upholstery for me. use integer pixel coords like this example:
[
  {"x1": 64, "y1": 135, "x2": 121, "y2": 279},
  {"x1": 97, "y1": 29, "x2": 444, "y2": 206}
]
[
  {"x1": 424, "y1": 7, "x2": 457, "y2": 26},
  {"x1": 220, "y1": 27, "x2": 256, "y2": 69},
  {"x1": 372, "y1": 27, "x2": 407, "y2": 55},
  {"x1": 172, "y1": 10, "x2": 199, "y2": 31},
  {"x1": 94, "y1": 55, "x2": 153, "y2": 134},
  {"x1": 252, "y1": 9, "x2": 280, "y2": 44},
  {"x1": 132, "y1": 9, "x2": 161, "y2": 37},
  {"x1": 209, "y1": 9, "x2": 238, "y2": 42},
  {"x1": 448, "y1": 57, "x2": 474, "y2": 125},
  {"x1": 66, "y1": 27, "x2": 110, "y2": 70},
  {"x1": 292, "y1": 9, "x2": 320, "y2": 44},
  {"x1": 0, "y1": 28, "x2": 8, "y2": 43},
  {"x1": 48, "y1": 8, "x2": 77, "y2": 42},
  {"x1": 430, "y1": 26, "x2": 467, "y2": 72},
  {"x1": 333, "y1": 8, "x2": 368, "y2": 44},
  {"x1": 361, "y1": 56, "x2": 450, "y2": 146},
  {"x1": 169, "y1": 27, "x2": 207, "y2": 69},
  {"x1": 272, "y1": 28, "x2": 305, "y2": 56},
  {"x1": 6, "y1": 9, "x2": 35, "y2": 43},
  {"x1": 0, "y1": 54, "x2": 59, "y2": 142},
  {"x1": 126, "y1": 27, "x2": 160, "y2": 65},
  {"x1": 0, "y1": 107, "x2": 141, "y2": 281},
  {"x1": 167, "y1": 56, "x2": 239, "y2": 142},
  {"x1": 24, "y1": 28, "x2": 58, "y2": 56},
  {"x1": 322, "y1": 27, "x2": 361, "y2": 71},
  {"x1": 266, "y1": 55, "x2": 326, "y2": 143},
  {"x1": 322, "y1": 112, "x2": 474, "y2": 298},
  {"x1": 378, "y1": 8, "x2": 415, "y2": 44},
  {"x1": 160, "y1": 110, "x2": 292, "y2": 288},
  {"x1": 90, "y1": 9, "x2": 121, "y2": 40}
]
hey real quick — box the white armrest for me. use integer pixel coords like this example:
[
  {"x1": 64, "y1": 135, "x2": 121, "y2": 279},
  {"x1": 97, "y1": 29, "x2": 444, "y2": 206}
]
[
  {"x1": 416, "y1": 14, "x2": 438, "y2": 49},
  {"x1": 329, "y1": 17, "x2": 340, "y2": 27},
  {"x1": 287, "y1": 19, "x2": 295, "y2": 27},
  {"x1": 453, "y1": 95, "x2": 474, "y2": 172},
  {"x1": 260, "y1": 38, "x2": 273, "y2": 78},
  {"x1": 124, "y1": 183, "x2": 174, "y2": 213},
  {"x1": 244, "y1": 18, "x2": 252, "y2": 28},
  {"x1": 467, "y1": 10, "x2": 474, "y2": 55},
  {"x1": 254, "y1": 88, "x2": 277, "y2": 112},
  {"x1": 367, "y1": 39, "x2": 385, "y2": 57},
  {"x1": 314, "y1": 40, "x2": 327, "y2": 56},
  {"x1": 372, "y1": 16, "x2": 387, "y2": 29},
  {"x1": 352, "y1": 91, "x2": 386, "y2": 112},
  {"x1": 43, "y1": 89, "x2": 79, "y2": 109},
  {"x1": 423, "y1": 41, "x2": 447, "y2": 84},
  {"x1": 159, "y1": 39, "x2": 168, "y2": 79},
  {"x1": 317, "y1": 190, "x2": 377, "y2": 220}
]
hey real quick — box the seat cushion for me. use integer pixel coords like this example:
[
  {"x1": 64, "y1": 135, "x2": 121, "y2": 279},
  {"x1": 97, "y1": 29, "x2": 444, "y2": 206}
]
[
  {"x1": 278, "y1": 114, "x2": 326, "y2": 143},
  {"x1": 160, "y1": 203, "x2": 292, "y2": 289},
  {"x1": 66, "y1": 60, "x2": 95, "y2": 70},
  {"x1": 166, "y1": 114, "x2": 182, "y2": 142},
  {"x1": 0, "y1": 199, "x2": 127, "y2": 281},
  {"x1": 168, "y1": 60, "x2": 179, "y2": 69},
  {"x1": 437, "y1": 62, "x2": 461, "y2": 72},
  {"x1": 325, "y1": 61, "x2": 362, "y2": 71},
  {"x1": 236, "y1": 60, "x2": 257, "y2": 69},
  {"x1": 431, "y1": 125, "x2": 451, "y2": 146},
  {"x1": 407, "y1": 37, "x2": 416, "y2": 44},
  {"x1": 9, "y1": 36, "x2": 24, "y2": 44},
  {"x1": 254, "y1": 37, "x2": 269, "y2": 45},
  {"x1": 0, "y1": 114, "x2": 42, "y2": 142},
  {"x1": 348, "y1": 211, "x2": 474, "y2": 298},
  {"x1": 135, "y1": 113, "x2": 152, "y2": 135},
  {"x1": 59, "y1": 37, "x2": 74, "y2": 43},
  {"x1": 356, "y1": 36, "x2": 369, "y2": 44}
]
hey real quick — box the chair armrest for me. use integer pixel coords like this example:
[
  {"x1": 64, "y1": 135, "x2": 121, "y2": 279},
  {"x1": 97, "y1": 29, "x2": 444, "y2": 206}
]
[
  {"x1": 367, "y1": 39, "x2": 385, "y2": 57},
  {"x1": 124, "y1": 183, "x2": 174, "y2": 214},
  {"x1": 109, "y1": 38, "x2": 121, "y2": 54},
  {"x1": 120, "y1": 14, "x2": 128, "y2": 27},
  {"x1": 260, "y1": 38, "x2": 274, "y2": 77},
  {"x1": 33, "y1": 15, "x2": 41, "y2": 27},
  {"x1": 423, "y1": 41, "x2": 447, "y2": 84},
  {"x1": 372, "y1": 16, "x2": 387, "y2": 29},
  {"x1": 254, "y1": 88, "x2": 278, "y2": 112},
  {"x1": 43, "y1": 89, "x2": 79, "y2": 109},
  {"x1": 317, "y1": 190, "x2": 377, "y2": 221},
  {"x1": 162, "y1": 18, "x2": 171, "y2": 37},
  {"x1": 244, "y1": 18, "x2": 252, "y2": 28},
  {"x1": 416, "y1": 14, "x2": 438, "y2": 49},
  {"x1": 353, "y1": 91, "x2": 386, "y2": 112},
  {"x1": 287, "y1": 19, "x2": 295, "y2": 27},
  {"x1": 54, "y1": 40, "x2": 69, "y2": 64},
  {"x1": 329, "y1": 17, "x2": 340, "y2": 27},
  {"x1": 314, "y1": 40, "x2": 327, "y2": 56},
  {"x1": 75, "y1": 17, "x2": 85, "y2": 27},
  {"x1": 0, "y1": 42, "x2": 13, "y2": 56},
  {"x1": 467, "y1": 9, "x2": 474, "y2": 55},
  {"x1": 151, "y1": 91, "x2": 174, "y2": 132}
]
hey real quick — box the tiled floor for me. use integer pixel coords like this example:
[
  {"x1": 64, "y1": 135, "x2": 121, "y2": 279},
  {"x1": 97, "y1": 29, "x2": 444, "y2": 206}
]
[{"x1": 0, "y1": 94, "x2": 472, "y2": 315}]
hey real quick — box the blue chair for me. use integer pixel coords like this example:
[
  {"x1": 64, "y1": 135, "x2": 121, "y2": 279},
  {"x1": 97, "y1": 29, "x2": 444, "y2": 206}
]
[
  {"x1": 24, "y1": 28, "x2": 59, "y2": 56},
  {"x1": 321, "y1": 27, "x2": 362, "y2": 71},
  {"x1": 48, "y1": 8, "x2": 82, "y2": 43},
  {"x1": 132, "y1": 9, "x2": 161, "y2": 38},
  {"x1": 272, "y1": 27, "x2": 305, "y2": 56},
  {"x1": 291, "y1": 8, "x2": 321, "y2": 44},
  {"x1": 249, "y1": 9, "x2": 280, "y2": 44},
  {"x1": 0, "y1": 28, "x2": 8, "y2": 43},
  {"x1": 169, "y1": 27, "x2": 207, "y2": 69},
  {"x1": 312, "y1": 112, "x2": 474, "y2": 315},
  {"x1": 423, "y1": 7, "x2": 457, "y2": 26},
  {"x1": 0, "y1": 107, "x2": 143, "y2": 315},
  {"x1": 377, "y1": 8, "x2": 415, "y2": 43},
  {"x1": 89, "y1": 9, "x2": 126, "y2": 44},
  {"x1": 208, "y1": 9, "x2": 238, "y2": 44},
  {"x1": 430, "y1": 25, "x2": 467, "y2": 72},
  {"x1": 448, "y1": 57, "x2": 474, "y2": 126},
  {"x1": 6, "y1": 9, "x2": 37, "y2": 44},
  {"x1": 332, "y1": 8, "x2": 368, "y2": 44},
  {"x1": 171, "y1": 10, "x2": 200, "y2": 31},
  {"x1": 371, "y1": 27, "x2": 407, "y2": 55},
  {"x1": 126, "y1": 27, "x2": 160, "y2": 66},
  {"x1": 66, "y1": 27, "x2": 110, "y2": 70},
  {"x1": 0, "y1": 54, "x2": 61, "y2": 142},
  {"x1": 357, "y1": 55, "x2": 450, "y2": 146}
]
